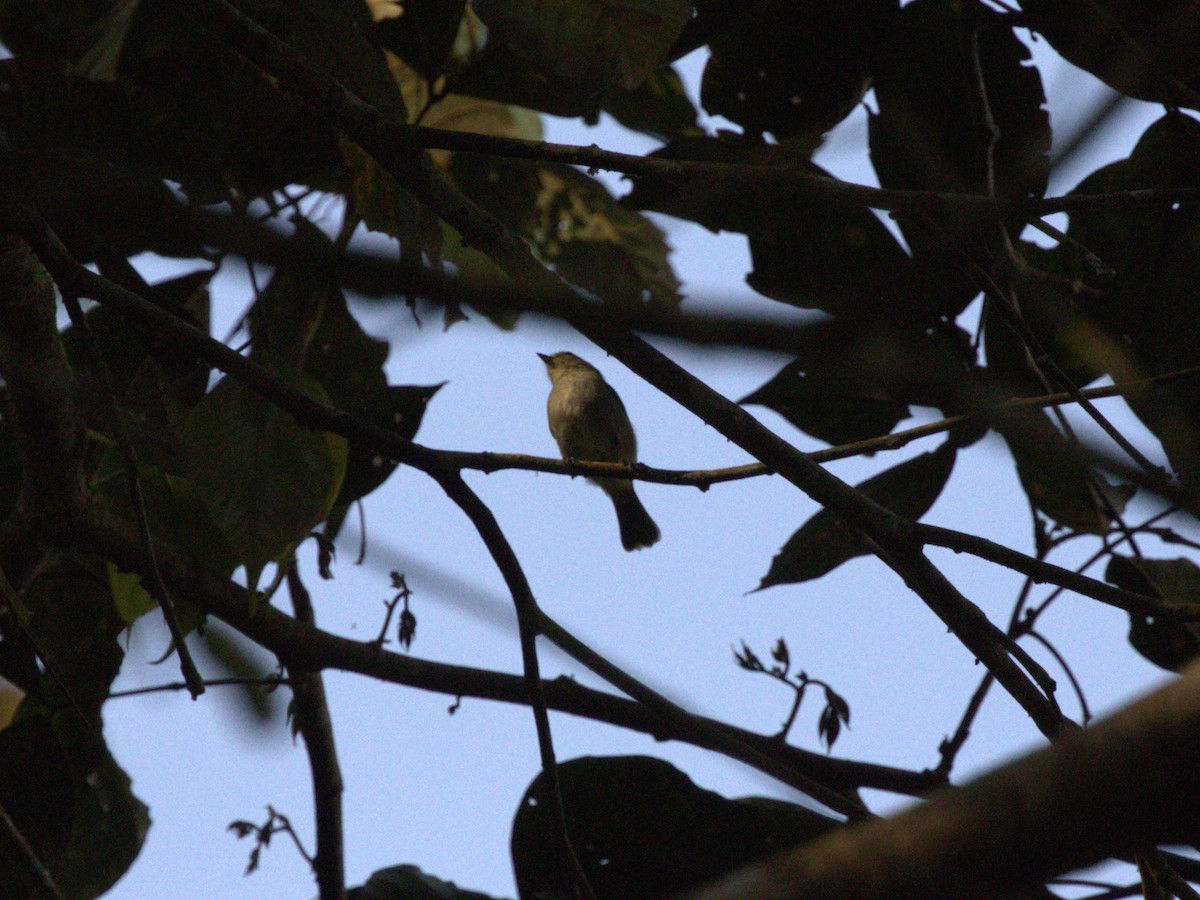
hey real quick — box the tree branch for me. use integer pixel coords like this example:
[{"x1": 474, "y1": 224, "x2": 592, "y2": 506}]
[
  {"x1": 689, "y1": 660, "x2": 1200, "y2": 900},
  {"x1": 431, "y1": 472, "x2": 595, "y2": 899},
  {"x1": 0, "y1": 234, "x2": 88, "y2": 532},
  {"x1": 284, "y1": 564, "x2": 345, "y2": 900},
  {"x1": 185, "y1": 0, "x2": 1067, "y2": 740},
  {"x1": 70, "y1": 508, "x2": 938, "y2": 798}
]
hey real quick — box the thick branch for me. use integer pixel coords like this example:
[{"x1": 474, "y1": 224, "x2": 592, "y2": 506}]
[
  {"x1": 69, "y1": 509, "x2": 936, "y2": 797},
  {"x1": 689, "y1": 661, "x2": 1200, "y2": 900}
]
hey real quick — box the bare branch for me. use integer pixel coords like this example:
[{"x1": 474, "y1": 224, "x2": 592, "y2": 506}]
[
  {"x1": 73, "y1": 508, "x2": 937, "y2": 797},
  {"x1": 284, "y1": 564, "x2": 345, "y2": 900}
]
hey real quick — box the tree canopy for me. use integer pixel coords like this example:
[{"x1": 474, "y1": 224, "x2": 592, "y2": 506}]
[{"x1": 0, "y1": 0, "x2": 1200, "y2": 898}]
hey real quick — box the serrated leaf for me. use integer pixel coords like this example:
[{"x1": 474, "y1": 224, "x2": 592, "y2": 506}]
[
  {"x1": 756, "y1": 441, "x2": 957, "y2": 590},
  {"x1": 340, "y1": 137, "x2": 426, "y2": 243},
  {"x1": 181, "y1": 373, "x2": 348, "y2": 592}
]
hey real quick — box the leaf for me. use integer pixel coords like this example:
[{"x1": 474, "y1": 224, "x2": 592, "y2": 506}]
[
  {"x1": 340, "y1": 137, "x2": 426, "y2": 244},
  {"x1": 108, "y1": 563, "x2": 156, "y2": 626},
  {"x1": 1020, "y1": 0, "x2": 1200, "y2": 109},
  {"x1": 116, "y1": 0, "x2": 344, "y2": 199},
  {"x1": 1106, "y1": 555, "x2": 1200, "y2": 671},
  {"x1": 755, "y1": 441, "x2": 958, "y2": 590},
  {"x1": 451, "y1": 155, "x2": 682, "y2": 311},
  {"x1": 995, "y1": 407, "x2": 1125, "y2": 535},
  {"x1": 197, "y1": 621, "x2": 281, "y2": 725},
  {"x1": 868, "y1": 0, "x2": 1050, "y2": 317},
  {"x1": 1055, "y1": 113, "x2": 1200, "y2": 499},
  {"x1": 418, "y1": 90, "x2": 543, "y2": 169},
  {"x1": 744, "y1": 183, "x2": 917, "y2": 318},
  {"x1": 475, "y1": 0, "x2": 692, "y2": 90},
  {"x1": 601, "y1": 65, "x2": 700, "y2": 141},
  {"x1": 181, "y1": 373, "x2": 348, "y2": 592},
  {"x1": 700, "y1": 0, "x2": 881, "y2": 139},
  {"x1": 322, "y1": 383, "x2": 445, "y2": 540},
  {"x1": 818, "y1": 687, "x2": 851, "y2": 751},
  {"x1": 981, "y1": 253, "x2": 1119, "y2": 397},
  {"x1": 0, "y1": 566, "x2": 149, "y2": 894},
  {"x1": 348, "y1": 864, "x2": 505, "y2": 899},
  {"x1": 512, "y1": 756, "x2": 837, "y2": 900},
  {"x1": 371, "y1": 0, "x2": 468, "y2": 79},
  {"x1": 739, "y1": 320, "x2": 975, "y2": 444},
  {"x1": 627, "y1": 137, "x2": 973, "y2": 323},
  {"x1": 0, "y1": 712, "x2": 148, "y2": 898}
]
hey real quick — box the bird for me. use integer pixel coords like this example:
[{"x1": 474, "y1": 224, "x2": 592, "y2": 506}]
[{"x1": 539, "y1": 351, "x2": 660, "y2": 551}]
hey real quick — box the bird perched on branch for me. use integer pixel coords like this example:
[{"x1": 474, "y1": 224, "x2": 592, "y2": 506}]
[{"x1": 539, "y1": 351, "x2": 660, "y2": 551}]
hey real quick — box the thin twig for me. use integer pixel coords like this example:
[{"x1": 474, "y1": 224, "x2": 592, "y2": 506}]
[
  {"x1": 1025, "y1": 629, "x2": 1091, "y2": 725},
  {"x1": 0, "y1": 795, "x2": 65, "y2": 899},
  {"x1": 433, "y1": 472, "x2": 595, "y2": 900},
  {"x1": 109, "y1": 675, "x2": 288, "y2": 698},
  {"x1": 78, "y1": 507, "x2": 940, "y2": 796},
  {"x1": 60, "y1": 294, "x2": 206, "y2": 698}
]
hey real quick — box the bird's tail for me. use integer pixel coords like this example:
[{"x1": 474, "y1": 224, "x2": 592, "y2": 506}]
[{"x1": 608, "y1": 486, "x2": 661, "y2": 551}]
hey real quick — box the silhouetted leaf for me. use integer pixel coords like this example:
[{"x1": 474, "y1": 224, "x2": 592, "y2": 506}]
[
  {"x1": 701, "y1": 0, "x2": 882, "y2": 139},
  {"x1": 869, "y1": 0, "x2": 1050, "y2": 317},
  {"x1": 996, "y1": 408, "x2": 1127, "y2": 535},
  {"x1": 601, "y1": 65, "x2": 700, "y2": 141},
  {"x1": 512, "y1": 756, "x2": 837, "y2": 900},
  {"x1": 1050, "y1": 114, "x2": 1200, "y2": 499},
  {"x1": 349, "y1": 864, "x2": 504, "y2": 899},
  {"x1": 1107, "y1": 555, "x2": 1200, "y2": 671},
  {"x1": 1021, "y1": 0, "x2": 1200, "y2": 109},
  {"x1": 818, "y1": 688, "x2": 851, "y2": 750},
  {"x1": 755, "y1": 441, "x2": 957, "y2": 589},
  {"x1": 458, "y1": 0, "x2": 691, "y2": 116},
  {"x1": 0, "y1": 710, "x2": 149, "y2": 898},
  {"x1": 181, "y1": 373, "x2": 348, "y2": 592},
  {"x1": 739, "y1": 320, "x2": 974, "y2": 444}
]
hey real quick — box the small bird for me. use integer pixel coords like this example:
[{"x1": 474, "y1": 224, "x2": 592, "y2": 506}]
[{"x1": 539, "y1": 352, "x2": 660, "y2": 551}]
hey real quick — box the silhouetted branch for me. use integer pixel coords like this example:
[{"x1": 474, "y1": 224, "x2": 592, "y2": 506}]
[
  {"x1": 691, "y1": 660, "x2": 1200, "y2": 900},
  {"x1": 72, "y1": 508, "x2": 936, "y2": 796},
  {"x1": 285, "y1": 564, "x2": 345, "y2": 900}
]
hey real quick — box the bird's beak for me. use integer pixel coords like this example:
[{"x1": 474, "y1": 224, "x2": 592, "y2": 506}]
[{"x1": 537, "y1": 353, "x2": 552, "y2": 364}]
